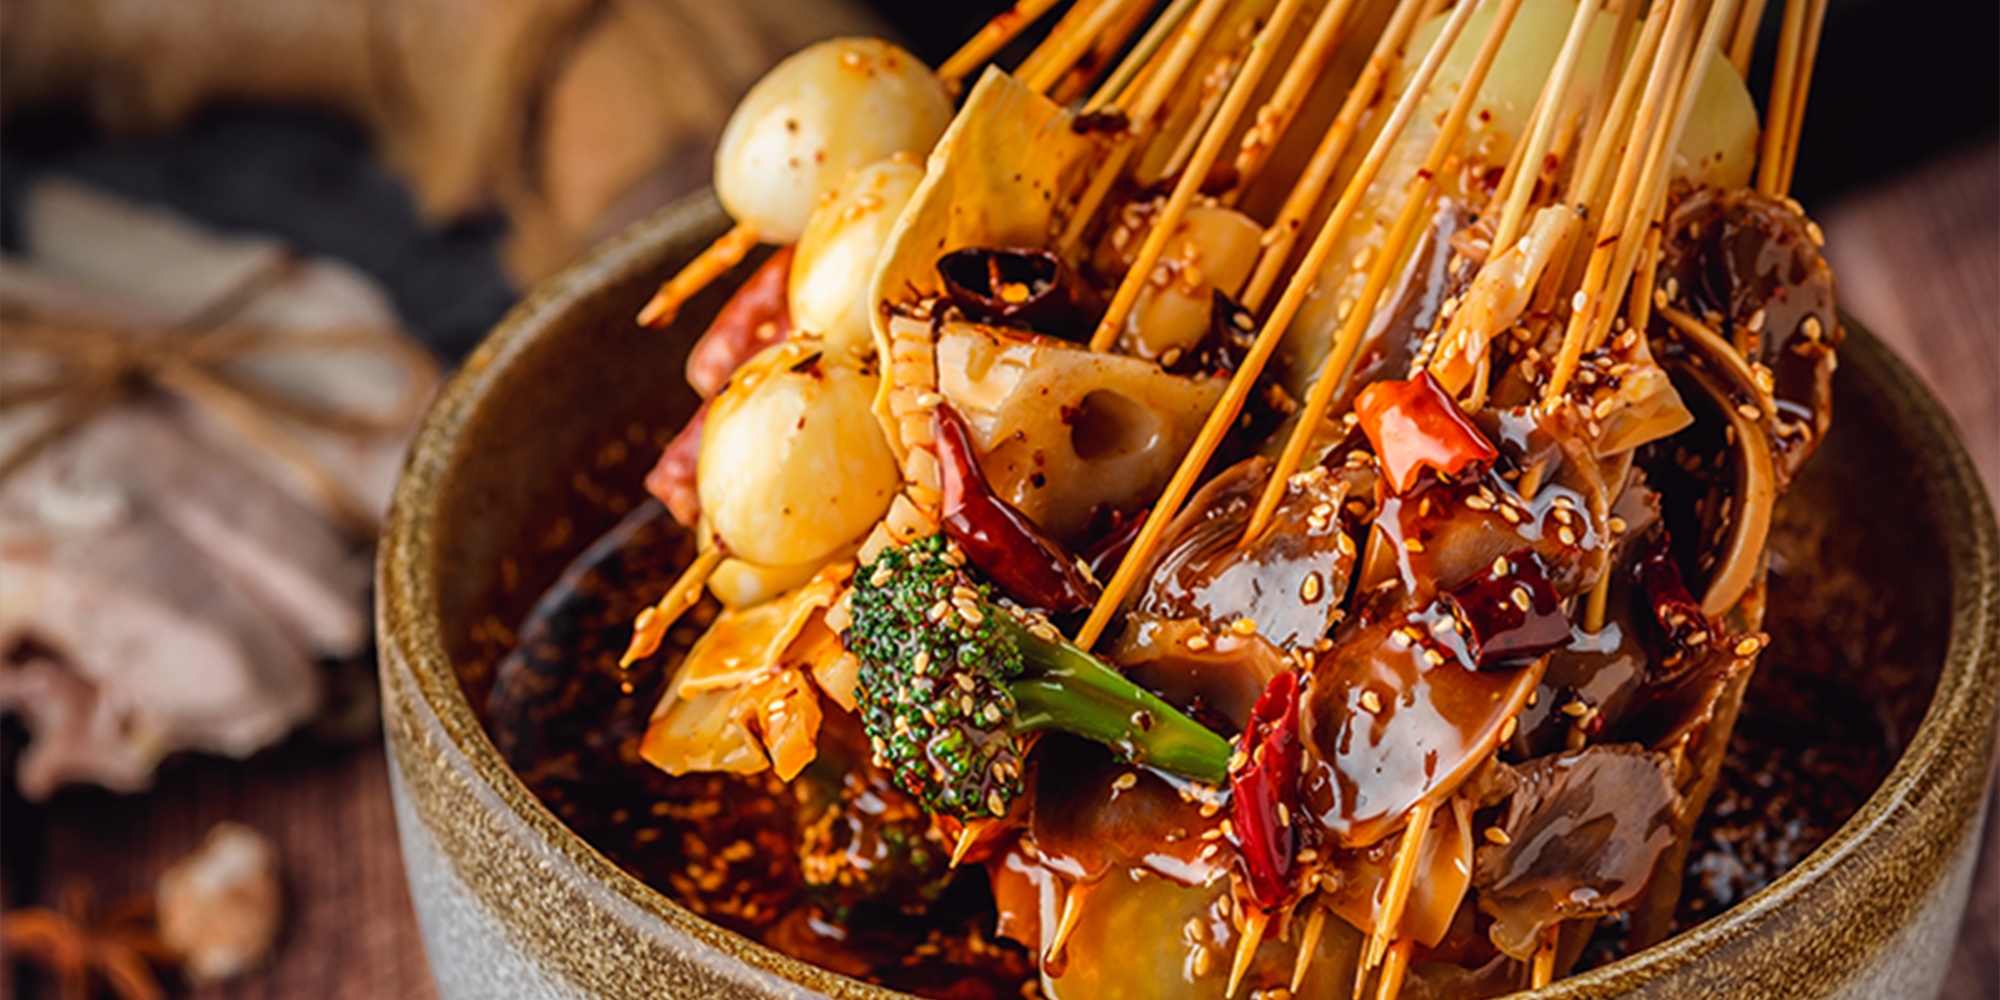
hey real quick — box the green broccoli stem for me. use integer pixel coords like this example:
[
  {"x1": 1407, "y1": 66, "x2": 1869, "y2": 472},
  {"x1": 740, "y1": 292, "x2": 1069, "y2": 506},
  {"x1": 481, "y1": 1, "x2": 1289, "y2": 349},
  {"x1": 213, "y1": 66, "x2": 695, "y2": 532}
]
[{"x1": 1001, "y1": 616, "x2": 1232, "y2": 786}]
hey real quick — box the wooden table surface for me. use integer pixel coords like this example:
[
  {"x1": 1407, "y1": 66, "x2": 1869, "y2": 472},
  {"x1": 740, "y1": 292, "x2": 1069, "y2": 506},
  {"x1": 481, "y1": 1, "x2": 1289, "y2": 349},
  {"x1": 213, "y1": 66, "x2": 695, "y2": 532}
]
[{"x1": 5, "y1": 141, "x2": 1996, "y2": 1000}]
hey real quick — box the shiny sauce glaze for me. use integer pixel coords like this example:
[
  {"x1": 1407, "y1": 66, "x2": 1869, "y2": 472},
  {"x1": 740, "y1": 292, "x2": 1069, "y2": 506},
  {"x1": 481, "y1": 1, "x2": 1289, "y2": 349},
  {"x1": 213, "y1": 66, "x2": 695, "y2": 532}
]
[{"x1": 472, "y1": 416, "x2": 1905, "y2": 1000}]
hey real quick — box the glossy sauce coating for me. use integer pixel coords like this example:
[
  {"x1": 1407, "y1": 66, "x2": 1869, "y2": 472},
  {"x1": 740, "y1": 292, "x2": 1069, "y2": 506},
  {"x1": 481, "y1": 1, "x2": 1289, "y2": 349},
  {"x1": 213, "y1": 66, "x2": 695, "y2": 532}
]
[
  {"x1": 1300, "y1": 608, "x2": 1544, "y2": 847},
  {"x1": 1136, "y1": 457, "x2": 1360, "y2": 652}
]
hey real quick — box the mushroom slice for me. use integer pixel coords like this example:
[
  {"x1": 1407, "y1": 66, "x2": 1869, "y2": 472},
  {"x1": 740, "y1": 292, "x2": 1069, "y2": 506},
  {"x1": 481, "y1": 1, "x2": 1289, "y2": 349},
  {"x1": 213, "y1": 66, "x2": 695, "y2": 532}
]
[{"x1": 1473, "y1": 745, "x2": 1680, "y2": 959}]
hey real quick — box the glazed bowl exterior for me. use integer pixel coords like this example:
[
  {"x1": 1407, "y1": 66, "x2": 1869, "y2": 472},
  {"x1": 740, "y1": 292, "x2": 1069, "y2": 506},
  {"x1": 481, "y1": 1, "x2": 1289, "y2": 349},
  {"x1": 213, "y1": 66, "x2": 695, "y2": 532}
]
[{"x1": 377, "y1": 192, "x2": 2000, "y2": 1000}]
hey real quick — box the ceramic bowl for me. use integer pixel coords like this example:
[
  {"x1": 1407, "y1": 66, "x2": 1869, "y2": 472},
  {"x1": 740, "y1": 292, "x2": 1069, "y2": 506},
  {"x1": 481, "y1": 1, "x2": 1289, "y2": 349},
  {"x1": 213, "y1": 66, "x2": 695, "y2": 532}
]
[{"x1": 377, "y1": 193, "x2": 2000, "y2": 1000}]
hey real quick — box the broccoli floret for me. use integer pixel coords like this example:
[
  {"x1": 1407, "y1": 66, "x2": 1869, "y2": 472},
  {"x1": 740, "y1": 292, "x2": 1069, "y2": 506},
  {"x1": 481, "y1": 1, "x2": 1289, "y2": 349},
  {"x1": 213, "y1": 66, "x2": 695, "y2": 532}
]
[{"x1": 844, "y1": 533, "x2": 1232, "y2": 820}]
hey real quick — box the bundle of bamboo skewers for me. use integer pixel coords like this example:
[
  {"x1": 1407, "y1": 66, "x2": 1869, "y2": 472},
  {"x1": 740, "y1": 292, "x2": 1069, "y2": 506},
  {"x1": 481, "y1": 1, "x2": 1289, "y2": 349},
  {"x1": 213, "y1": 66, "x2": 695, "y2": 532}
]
[{"x1": 614, "y1": 1, "x2": 1838, "y2": 997}]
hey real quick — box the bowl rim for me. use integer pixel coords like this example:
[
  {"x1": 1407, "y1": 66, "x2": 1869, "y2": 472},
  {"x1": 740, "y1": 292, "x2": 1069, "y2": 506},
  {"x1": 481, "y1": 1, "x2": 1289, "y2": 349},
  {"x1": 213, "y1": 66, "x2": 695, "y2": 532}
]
[{"x1": 380, "y1": 191, "x2": 2000, "y2": 999}]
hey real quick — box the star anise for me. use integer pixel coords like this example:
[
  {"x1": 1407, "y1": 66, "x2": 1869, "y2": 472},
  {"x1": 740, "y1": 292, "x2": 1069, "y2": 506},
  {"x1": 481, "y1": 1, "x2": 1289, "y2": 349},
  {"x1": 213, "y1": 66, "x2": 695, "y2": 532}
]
[{"x1": 2, "y1": 882, "x2": 175, "y2": 1000}]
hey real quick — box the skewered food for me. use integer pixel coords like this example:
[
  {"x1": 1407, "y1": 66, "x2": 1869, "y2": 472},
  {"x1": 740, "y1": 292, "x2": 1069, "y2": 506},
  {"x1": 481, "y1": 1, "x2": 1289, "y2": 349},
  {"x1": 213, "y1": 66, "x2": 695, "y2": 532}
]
[{"x1": 533, "y1": 0, "x2": 1848, "y2": 996}]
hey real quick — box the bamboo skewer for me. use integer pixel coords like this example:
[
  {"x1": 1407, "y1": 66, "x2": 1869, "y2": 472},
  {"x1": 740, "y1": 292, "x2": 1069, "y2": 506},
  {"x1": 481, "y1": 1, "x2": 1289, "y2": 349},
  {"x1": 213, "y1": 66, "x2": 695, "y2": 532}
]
[
  {"x1": 1241, "y1": 0, "x2": 1432, "y2": 311},
  {"x1": 1569, "y1": 0, "x2": 1641, "y2": 206},
  {"x1": 1089, "y1": 0, "x2": 1314, "y2": 352},
  {"x1": 1046, "y1": 882, "x2": 1088, "y2": 964},
  {"x1": 1774, "y1": 0, "x2": 1828, "y2": 194},
  {"x1": 1245, "y1": 0, "x2": 1527, "y2": 544},
  {"x1": 1583, "y1": 58, "x2": 1693, "y2": 356},
  {"x1": 1726, "y1": 0, "x2": 1771, "y2": 77},
  {"x1": 1156, "y1": 62, "x2": 1236, "y2": 182},
  {"x1": 637, "y1": 223, "x2": 761, "y2": 328},
  {"x1": 1539, "y1": 97, "x2": 1591, "y2": 203},
  {"x1": 1055, "y1": 0, "x2": 1162, "y2": 104},
  {"x1": 1084, "y1": 0, "x2": 1201, "y2": 113},
  {"x1": 1291, "y1": 902, "x2": 1328, "y2": 991},
  {"x1": 1486, "y1": 95, "x2": 1548, "y2": 237},
  {"x1": 1489, "y1": 0, "x2": 1600, "y2": 254},
  {"x1": 1127, "y1": 0, "x2": 1236, "y2": 124},
  {"x1": 620, "y1": 544, "x2": 727, "y2": 665},
  {"x1": 1375, "y1": 940, "x2": 1414, "y2": 1000},
  {"x1": 1755, "y1": 0, "x2": 1809, "y2": 195},
  {"x1": 1544, "y1": 0, "x2": 1702, "y2": 401},
  {"x1": 1590, "y1": 0, "x2": 1739, "y2": 356},
  {"x1": 1073, "y1": 0, "x2": 1482, "y2": 649},
  {"x1": 1363, "y1": 800, "x2": 1436, "y2": 975},
  {"x1": 1228, "y1": 0, "x2": 1365, "y2": 196},
  {"x1": 949, "y1": 821, "x2": 988, "y2": 867},
  {"x1": 1568, "y1": 0, "x2": 1674, "y2": 223},
  {"x1": 1627, "y1": 222, "x2": 1665, "y2": 339},
  {"x1": 1021, "y1": 0, "x2": 1144, "y2": 95},
  {"x1": 1530, "y1": 927, "x2": 1559, "y2": 987},
  {"x1": 1057, "y1": 0, "x2": 1234, "y2": 256},
  {"x1": 1226, "y1": 908, "x2": 1270, "y2": 998},
  {"x1": 937, "y1": 0, "x2": 1067, "y2": 87}
]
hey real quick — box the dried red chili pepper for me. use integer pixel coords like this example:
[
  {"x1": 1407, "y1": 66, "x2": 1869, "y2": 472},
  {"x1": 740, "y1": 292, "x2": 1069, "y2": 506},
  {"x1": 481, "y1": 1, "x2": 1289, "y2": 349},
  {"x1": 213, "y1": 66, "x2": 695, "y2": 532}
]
[
  {"x1": 936, "y1": 404, "x2": 1100, "y2": 615},
  {"x1": 1636, "y1": 531, "x2": 1721, "y2": 671},
  {"x1": 644, "y1": 402, "x2": 706, "y2": 527},
  {"x1": 936, "y1": 247, "x2": 1101, "y2": 341},
  {"x1": 1230, "y1": 670, "x2": 1302, "y2": 910},
  {"x1": 1354, "y1": 370, "x2": 1498, "y2": 495},
  {"x1": 1442, "y1": 547, "x2": 1570, "y2": 669},
  {"x1": 685, "y1": 246, "x2": 793, "y2": 399}
]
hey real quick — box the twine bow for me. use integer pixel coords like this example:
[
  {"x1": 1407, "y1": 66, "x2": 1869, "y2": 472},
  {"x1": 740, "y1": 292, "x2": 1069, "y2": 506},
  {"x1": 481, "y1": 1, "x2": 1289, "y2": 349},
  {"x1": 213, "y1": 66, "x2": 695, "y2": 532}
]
[{"x1": 0, "y1": 255, "x2": 438, "y2": 536}]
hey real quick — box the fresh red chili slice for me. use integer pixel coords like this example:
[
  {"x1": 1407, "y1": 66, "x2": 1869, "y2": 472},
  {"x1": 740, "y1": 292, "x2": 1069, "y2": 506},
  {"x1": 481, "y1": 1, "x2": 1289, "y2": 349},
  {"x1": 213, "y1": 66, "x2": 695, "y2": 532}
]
[
  {"x1": 1230, "y1": 670, "x2": 1302, "y2": 910},
  {"x1": 1354, "y1": 370, "x2": 1498, "y2": 495},
  {"x1": 935, "y1": 404, "x2": 1100, "y2": 615}
]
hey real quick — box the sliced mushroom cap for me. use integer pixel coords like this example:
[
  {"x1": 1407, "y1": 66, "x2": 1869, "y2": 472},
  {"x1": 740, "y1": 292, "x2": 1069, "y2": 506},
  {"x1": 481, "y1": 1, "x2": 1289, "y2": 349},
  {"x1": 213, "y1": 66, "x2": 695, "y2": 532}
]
[{"x1": 1473, "y1": 745, "x2": 1680, "y2": 959}]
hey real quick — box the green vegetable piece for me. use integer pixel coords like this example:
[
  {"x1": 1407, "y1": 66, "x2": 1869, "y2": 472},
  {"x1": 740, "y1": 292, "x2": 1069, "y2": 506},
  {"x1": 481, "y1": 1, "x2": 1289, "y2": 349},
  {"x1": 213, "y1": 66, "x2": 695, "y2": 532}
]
[{"x1": 845, "y1": 534, "x2": 1232, "y2": 820}]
